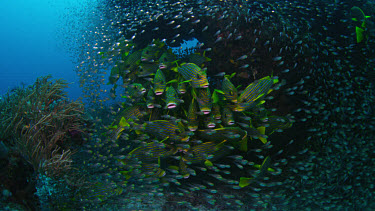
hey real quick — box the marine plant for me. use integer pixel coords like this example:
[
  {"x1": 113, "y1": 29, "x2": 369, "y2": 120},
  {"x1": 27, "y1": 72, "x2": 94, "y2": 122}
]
[{"x1": 0, "y1": 75, "x2": 86, "y2": 178}]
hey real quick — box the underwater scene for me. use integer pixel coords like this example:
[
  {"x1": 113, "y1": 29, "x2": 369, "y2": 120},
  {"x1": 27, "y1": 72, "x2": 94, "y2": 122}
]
[{"x1": 0, "y1": 0, "x2": 374, "y2": 210}]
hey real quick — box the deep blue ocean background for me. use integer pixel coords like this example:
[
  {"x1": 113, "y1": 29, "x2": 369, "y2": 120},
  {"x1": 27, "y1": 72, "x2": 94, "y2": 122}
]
[{"x1": 0, "y1": 0, "x2": 86, "y2": 100}]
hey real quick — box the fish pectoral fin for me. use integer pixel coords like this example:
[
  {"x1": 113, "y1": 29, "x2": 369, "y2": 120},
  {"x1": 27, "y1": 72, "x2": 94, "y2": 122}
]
[
  {"x1": 204, "y1": 160, "x2": 213, "y2": 167},
  {"x1": 257, "y1": 126, "x2": 268, "y2": 144},
  {"x1": 214, "y1": 89, "x2": 225, "y2": 94},
  {"x1": 179, "y1": 79, "x2": 191, "y2": 84},
  {"x1": 166, "y1": 79, "x2": 178, "y2": 84},
  {"x1": 239, "y1": 177, "x2": 253, "y2": 188},
  {"x1": 120, "y1": 171, "x2": 132, "y2": 180},
  {"x1": 267, "y1": 167, "x2": 275, "y2": 172},
  {"x1": 160, "y1": 136, "x2": 169, "y2": 143}
]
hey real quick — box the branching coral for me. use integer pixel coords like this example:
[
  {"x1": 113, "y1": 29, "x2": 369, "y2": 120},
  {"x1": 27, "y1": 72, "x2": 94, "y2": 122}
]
[{"x1": 0, "y1": 75, "x2": 86, "y2": 178}]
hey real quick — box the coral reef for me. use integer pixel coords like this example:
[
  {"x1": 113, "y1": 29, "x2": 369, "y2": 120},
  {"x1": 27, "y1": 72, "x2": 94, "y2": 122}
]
[{"x1": 0, "y1": 75, "x2": 88, "y2": 209}]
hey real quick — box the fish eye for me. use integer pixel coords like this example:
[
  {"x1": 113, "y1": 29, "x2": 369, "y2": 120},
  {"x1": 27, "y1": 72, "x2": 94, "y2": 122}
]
[
  {"x1": 164, "y1": 58, "x2": 167, "y2": 61},
  {"x1": 146, "y1": 50, "x2": 149, "y2": 54}
]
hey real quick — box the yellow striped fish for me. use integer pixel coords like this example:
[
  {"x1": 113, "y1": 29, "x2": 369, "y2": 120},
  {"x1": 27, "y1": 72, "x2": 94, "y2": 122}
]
[
  {"x1": 115, "y1": 105, "x2": 145, "y2": 124},
  {"x1": 118, "y1": 50, "x2": 142, "y2": 77},
  {"x1": 126, "y1": 142, "x2": 177, "y2": 162},
  {"x1": 236, "y1": 76, "x2": 278, "y2": 111},
  {"x1": 222, "y1": 107, "x2": 235, "y2": 126},
  {"x1": 153, "y1": 69, "x2": 166, "y2": 95},
  {"x1": 125, "y1": 83, "x2": 146, "y2": 99},
  {"x1": 187, "y1": 98, "x2": 199, "y2": 131},
  {"x1": 146, "y1": 88, "x2": 155, "y2": 108},
  {"x1": 141, "y1": 44, "x2": 163, "y2": 62},
  {"x1": 177, "y1": 81, "x2": 187, "y2": 94},
  {"x1": 145, "y1": 120, "x2": 188, "y2": 142},
  {"x1": 222, "y1": 76, "x2": 238, "y2": 103},
  {"x1": 159, "y1": 50, "x2": 177, "y2": 70},
  {"x1": 194, "y1": 88, "x2": 212, "y2": 114},
  {"x1": 212, "y1": 103, "x2": 221, "y2": 119},
  {"x1": 177, "y1": 63, "x2": 209, "y2": 88},
  {"x1": 204, "y1": 113, "x2": 216, "y2": 128},
  {"x1": 165, "y1": 86, "x2": 178, "y2": 109},
  {"x1": 183, "y1": 140, "x2": 227, "y2": 164},
  {"x1": 138, "y1": 63, "x2": 159, "y2": 77}
]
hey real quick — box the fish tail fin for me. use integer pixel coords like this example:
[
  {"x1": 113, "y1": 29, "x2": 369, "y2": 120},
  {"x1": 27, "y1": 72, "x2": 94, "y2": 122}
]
[
  {"x1": 356, "y1": 26, "x2": 365, "y2": 43},
  {"x1": 239, "y1": 177, "x2": 253, "y2": 188}
]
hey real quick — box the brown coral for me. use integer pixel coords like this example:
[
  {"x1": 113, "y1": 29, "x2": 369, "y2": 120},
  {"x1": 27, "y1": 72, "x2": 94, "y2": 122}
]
[{"x1": 0, "y1": 75, "x2": 87, "y2": 178}]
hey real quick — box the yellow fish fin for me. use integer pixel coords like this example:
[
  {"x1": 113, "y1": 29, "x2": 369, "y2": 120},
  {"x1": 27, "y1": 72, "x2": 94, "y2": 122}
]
[
  {"x1": 267, "y1": 167, "x2": 275, "y2": 172},
  {"x1": 239, "y1": 177, "x2": 253, "y2": 188},
  {"x1": 166, "y1": 79, "x2": 178, "y2": 84},
  {"x1": 135, "y1": 130, "x2": 142, "y2": 135},
  {"x1": 257, "y1": 126, "x2": 267, "y2": 144},
  {"x1": 204, "y1": 160, "x2": 213, "y2": 167},
  {"x1": 216, "y1": 139, "x2": 227, "y2": 149},
  {"x1": 239, "y1": 135, "x2": 248, "y2": 152},
  {"x1": 119, "y1": 117, "x2": 130, "y2": 128},
  {"x1": 356, "y1": 26, "x2": 365, "y2": 43},
  {"x1": 120, "y1": 171, "x2": 132, "y2": 180}
]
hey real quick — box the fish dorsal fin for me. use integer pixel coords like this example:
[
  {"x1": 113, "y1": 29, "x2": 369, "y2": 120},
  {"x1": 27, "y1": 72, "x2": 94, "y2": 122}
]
[{"x1": 216, "y1": 139, "x2": 227, "y2": 149}]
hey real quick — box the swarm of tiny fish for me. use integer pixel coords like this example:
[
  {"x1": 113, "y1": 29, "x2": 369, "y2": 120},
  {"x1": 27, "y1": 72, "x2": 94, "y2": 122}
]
[
  {"x1": 100, "y1": 38, "x2": 294, "y2": 208},
  {"x1": 68, "y1": 0, "x2": 375, "y2": 210}
]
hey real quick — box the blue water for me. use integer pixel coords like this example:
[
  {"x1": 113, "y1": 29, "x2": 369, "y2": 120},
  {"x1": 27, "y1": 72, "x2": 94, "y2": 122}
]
[
  {"x1": 0, "y1": 0, "x2": 201, "y2": 101},
  {"x1": 0, "y1": 0, "x2": 86, "y2": 100}
]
